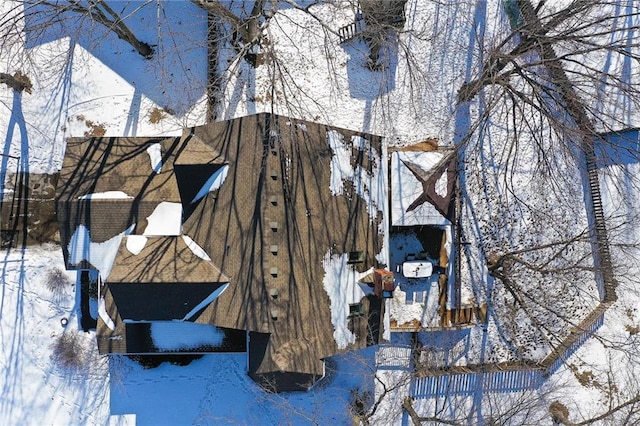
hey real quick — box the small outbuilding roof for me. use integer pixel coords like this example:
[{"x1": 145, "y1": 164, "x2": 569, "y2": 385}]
[{"x1": 390, "y1": 149, "x2": 457, "y2": 226}]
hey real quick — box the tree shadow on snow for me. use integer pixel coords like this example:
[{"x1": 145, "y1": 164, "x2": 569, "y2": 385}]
[
  {"x1": 23, "y1": 1, "x2": 208, "y2": 118},
  {"x1": 0, "y1": 248, "x2": 29, "y2": 421},
  {"x1": 0, "y1": 89, "x2": 31, "y2": 421}
]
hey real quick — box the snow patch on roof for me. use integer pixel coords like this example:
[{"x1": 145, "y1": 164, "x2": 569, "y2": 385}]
[
  {"x1": 191, "y1": 164, "x2": 229, "y2": 204},
  {"x1": 181, "y1": 235, "x2": 211, "y2": 261},
  {"x1": 285, "y1": 121, "x2": 307, "y2": 132},
  {"x1": 77, "y1": 191, "x2": 133, "y2": 200},
  {"x1": 68, "y1": 224, "x2": 134, "y2": 281},
  {"x1": 98, "y1": 297, "x2": 115, "y2": 331},
  {"x1": 146, "y1": 143, "x2": 162, "y2": 173},
  {"x1": 182, "y1": 283, "x2": 229, "y2": 321},
  {"x1": 321, "y1": 250, "x2": 374, "y2": 349},
  {"x1": 151, "y1": 321, "x2": 225, "y2": 351},
  {"x1": 328, "y1": 130, "x2": 354, "y2": 195},
  {"x1": 126, "y1": 235, "x2": 147, "y2": 255},
  {"x1": 143, "y1": 202, "x2": 182, "y2": 236},
  {"x1": 435, "y1": 172, "x2": 448, "y2": 198},
  {"x1": 327, "y1": 130, "x2": 386, "y2": 221}
]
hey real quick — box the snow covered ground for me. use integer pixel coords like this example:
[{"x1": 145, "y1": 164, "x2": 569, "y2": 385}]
[
  {"x1": 1, "y1": 0, "x2": 640, "y2": 424},
  {"x1": 0, "y1": 245, "x2": 111, "y2": 424},
  {"x1": 0, "y1": 244, "x2": 380, "y2": 424}
]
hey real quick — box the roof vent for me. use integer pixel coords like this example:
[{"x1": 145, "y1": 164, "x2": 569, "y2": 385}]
[
  {"x1": 270, "y1": 307, "x2": 279, "y2": 321},
  {"x1": 269, "y1": 195, "x2": 278, "y2": 206},
  {"x1": 269, "y1": 288, "x2": 279, "y2": 299},
  {"x1": 270, "y1": 221, "x2": 279, "y2": 231},
  {"x1": 270, "y1": 170, "x2": 278, "y2": 180},
  {"x1": 270, "y1": 267, "x2": 278, "y2": 277},
  {"x1": 270, "y1": 245, "x2": 278, "y2": 254}
]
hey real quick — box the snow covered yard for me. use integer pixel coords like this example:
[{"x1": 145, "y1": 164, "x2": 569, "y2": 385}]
[
  {"x1": 108, "y1": 348, "x2": 380, "y2": 425},
  {"x1": 0, "y1": 245, "x2": 111, "y2": 424},
  {"x1": 1, "y1": 0, "x2": 640, "y2": 424},
  {"x1": 0, "y1": 244, "x2": 385, "y2": 425}
]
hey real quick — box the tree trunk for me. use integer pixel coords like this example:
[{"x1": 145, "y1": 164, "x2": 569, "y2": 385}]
[
  {"x1": 27, "y1": 1, "x2": 153, "y2": 58},
  {"x1": 87, "y1": 0, "x2": 154, "y2": 59},
  {"x1": 193, "y1": 0, "x2": 268, "y2": 65}
]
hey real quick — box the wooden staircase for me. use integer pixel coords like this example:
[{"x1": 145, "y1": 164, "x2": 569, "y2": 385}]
[{"x1": 584, "y1": 148, "x2": 617, "y2": 303}]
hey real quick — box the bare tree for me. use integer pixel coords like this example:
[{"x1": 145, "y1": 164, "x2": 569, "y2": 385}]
[
  {"x1": 193, "y1": 0, "x2": 269, "y2": 65},
  {"x1": 0, "y1": 1, "x2": 156, "y2": 59},
  {"x1": 18, "y1": 0, "x2": 154, "y2": 58},
  {"x1": 427, "y1": 1, "x2": 640, "y2": 423},
  {"x1": 451, "y1": 0, "x2": 640, "y2": 355}
]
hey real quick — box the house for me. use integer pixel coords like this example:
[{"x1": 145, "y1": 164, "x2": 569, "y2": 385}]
[{"x1": 56, "y1": 113, "x2": 388, "y2": 392}]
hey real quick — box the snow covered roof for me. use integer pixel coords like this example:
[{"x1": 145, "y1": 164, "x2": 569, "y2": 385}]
[
  {"x1": 390, "y1": 149, "x2": 456, "y2": 226},
  {"x1": 56, "y1": 135, "x2": 227, "y2": 270}
]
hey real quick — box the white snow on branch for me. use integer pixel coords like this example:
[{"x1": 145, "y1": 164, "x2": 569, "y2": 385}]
[
  {"x1": 146, "y1": 143, "x2": 162, "y2": 173},
  {"x1": 191, "y1": 164, "x2": 229, "y2": 204},
  {"x1": 143, "y1": 202, "x2": 182, "y2": 236},
  {"x1": 77, "y1": 191, "x2": 133, "y2": 200},
  {"x1": 151, "y1": 321, "x2": 225, "y2": 351}
]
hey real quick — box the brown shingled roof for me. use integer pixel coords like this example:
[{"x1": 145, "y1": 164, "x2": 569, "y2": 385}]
[
  {"x1": 184, "y1": 114, "x2": 384, "y2": 389},
  {"x1": 56, "y1": 135, "x2": 227, "y2": 268},
  {"x1": 108, "y1": 236, "x2": 229, "y2": 283},
  {"x1": 58, "y1": 113, "x2": 385, "y2": 392}
]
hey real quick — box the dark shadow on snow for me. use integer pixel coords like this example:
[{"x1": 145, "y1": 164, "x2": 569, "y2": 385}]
[{"x1": 23, "y1": 1, "x2": 208, "y2": 117}]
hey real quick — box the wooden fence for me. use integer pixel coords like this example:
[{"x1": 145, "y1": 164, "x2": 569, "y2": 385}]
[{"x1": 410, "y1": 298, "x2": 608, "y2": 396}]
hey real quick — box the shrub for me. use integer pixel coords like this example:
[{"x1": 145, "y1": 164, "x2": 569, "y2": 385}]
[
  {"x1": 51, "y1": 331, "x2": 87, "y2": 370},
  {"x1": 549, "y1": 401, "x2": 570, "y2": 424},
  {"x1": 349, "y1": 388, "x2": 371, "y2": 419},
  {"x1": 46, "y1": 268, "x2": 71, "y2": 295}
]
